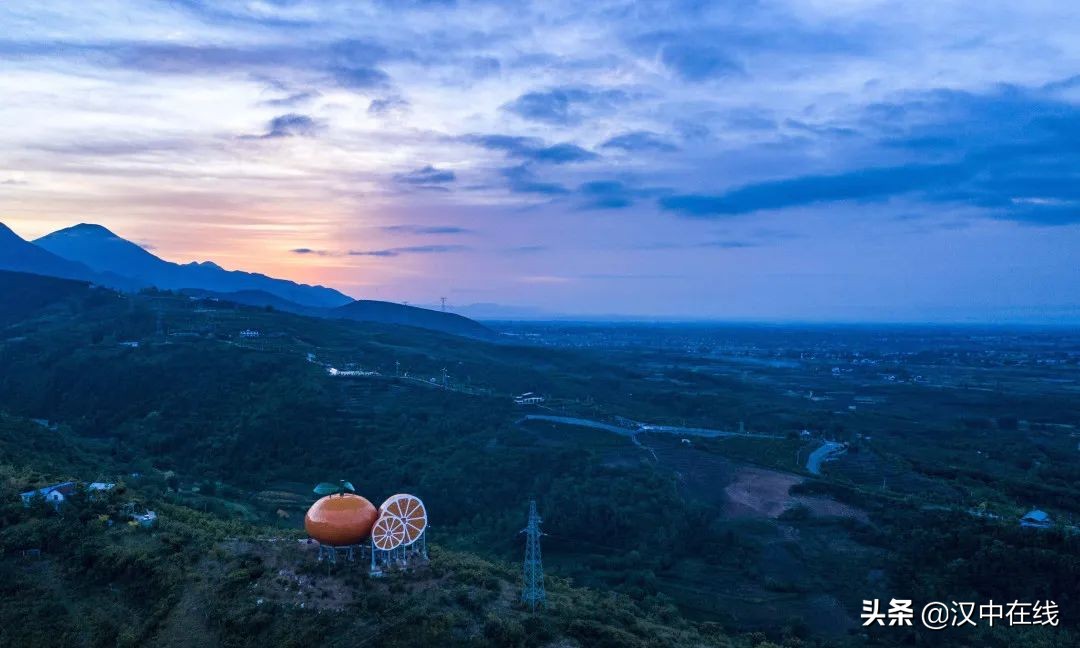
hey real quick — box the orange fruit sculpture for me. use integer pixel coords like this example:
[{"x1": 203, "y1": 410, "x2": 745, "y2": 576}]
[{"x1": 304, "y1": 493, "x2": 378, "y2": 546}]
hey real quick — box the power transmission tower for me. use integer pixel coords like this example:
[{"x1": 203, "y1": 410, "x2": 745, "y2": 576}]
[
  {"x1": 440, "y1": 297, "x2": 447, "y2": 312},
  {"x1": 521, "y1": 500, "x2": 546, "y2": 612}
]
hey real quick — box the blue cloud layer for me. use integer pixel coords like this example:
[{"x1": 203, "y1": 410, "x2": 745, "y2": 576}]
[{"x1": 661, "y1": 83, "x2": 1080, "y2": 224}]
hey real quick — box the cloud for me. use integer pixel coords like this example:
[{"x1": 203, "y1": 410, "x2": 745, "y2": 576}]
[
  {"x1": 368, "y1": 95, "x2": 410, "y2": 115},
  {"x1": 700, "y1": 240, "x2": 758, "y2": 249},
  {"x1": 661, "y1": 163, "x2": 967, "y2": 217},
  {"x1": 502, "y1": 86, "x2": 628, "y2": 125},
  {"x1": 659, "y1": 43, "x2": 742, "y2": 82},
  {"x1": 393, "y1": 165, "x2": 456, "y2": 186},
  {"x1": 783, "y1": 119, "x2": 860, "y2": 139},
  {"x1": 661, "y1": 81, "x2": 1080, "y2": 224},
  {"x1": 291, "y1": 248, "x2": 333, "y2": 256},
  {"x1": 600, "y1": 131, "x2": 679, "y2": 153},
  {"x1": 165, "y1": 0, "x2": 316, "y2": 29},
  {"x1": 579, "y1": 273, "x2": 685, "y2": 280},
  {"x1": 260, "y1": 113, "x2": 320, "y2": 138},
  {"x1": 635, "y1": 239, "x2": 759, "y2": 251},
  {"x1": 577, "y1": 181, "x2": 637, "y2": 209},
  {"x1": 470, "y1": 56, "x2": 501, "y2": 77},
  {"x1": 529, "y1": 143, "x2": 598, "y2": 164},
  {"x1": 261, "y1": 90, "x2": 320, "y2": 107},
  {"x1": 333, "y1": 66, "x2": 390, "y2": 89},
  {"x1": 32, "y1": 138, "x2": 199, "y2": 156},
  {"x1": 505, "y1": 244, "x2": 546, "y2": 254},
  {"x1": 577, "y1": 180, "x2": 668, "y2": 210},
  {"x1": 349, "y1": 244, "x2": 468, "y2": 257},
  {"x1": 4, "y1": 38, "x2": 395, "y2": 87},
  {"x1": 500, "y1": 165, "x2": 569, "y2": 195},
  {"x1": 631, "y1": 19, "x2": 865, "y2": 78},
  {"x1": 381, "y1": 224, "x2": 471, "y2": 234},
  {"x1": 465, "y1": 134, "x2": 597, "y2": 164}
]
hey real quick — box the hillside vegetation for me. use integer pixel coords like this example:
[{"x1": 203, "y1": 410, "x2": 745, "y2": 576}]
[{"x1": 1, "y1": 273, "x2": 1078, "y2": 647}]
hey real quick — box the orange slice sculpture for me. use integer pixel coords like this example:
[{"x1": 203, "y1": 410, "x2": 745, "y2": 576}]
[
  {"x1": 379, "y1": 494, "x2": 428, "y2": 546},
  {"x1": 371, "y1": 514, "x2": 406, "y2": 550}
]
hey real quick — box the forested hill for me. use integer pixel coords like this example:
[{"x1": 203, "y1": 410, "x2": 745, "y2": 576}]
[
  {"x1": 0, "y1": 271, "x2": 747, "y2": 648},
  {"x1": 1, "y1": 272, "x2": 1078, "y2": 647},
  {"x1": 0, "y1": 270, "x2": 106, "y2": 325},
  {"x1": 332, "y1": 299, "x2": 496, "y2": 340}
]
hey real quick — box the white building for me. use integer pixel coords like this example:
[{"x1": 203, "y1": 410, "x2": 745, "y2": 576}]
[
  {"x1": 20, "y1": 482, "x2": 75, "y2": 508},
  {"x1": 20, "y1": 481, "x2": 115, "y2": 509},
  {"x1": 515, "y1": 392, "x2": 545, "y2": 405}
]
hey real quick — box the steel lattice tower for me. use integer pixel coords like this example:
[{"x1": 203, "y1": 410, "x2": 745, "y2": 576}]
[{"x1": 521, "y1": 500, "x2": 546, "y2": 612}]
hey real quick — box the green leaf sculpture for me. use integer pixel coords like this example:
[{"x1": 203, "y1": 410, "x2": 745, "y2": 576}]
[{"x1": 313, "y1": 480, "x2": 356, "y2": 497}]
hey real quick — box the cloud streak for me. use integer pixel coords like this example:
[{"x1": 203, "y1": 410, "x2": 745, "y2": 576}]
[
  {"x1": 381, "y1": 224, "x2": 471, "y2": 234},
  {"x1": 502, "y1": 86, "x2": 628, "y2": 125},
  {"x1": 393, "y1": 165, "x2": 457, "y2": 186},
  {"x1": 349, "y1": 244, "x2": 468, "y2": 257}
]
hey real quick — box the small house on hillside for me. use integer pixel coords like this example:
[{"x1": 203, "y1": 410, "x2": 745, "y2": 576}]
[
  {"x1": 88, "y1": 482, "x2": 116, "y2": 500},
  {"x1": 515, "y1": 392, "x2": 545, "y2": 405},
  {"x1": 1020, "y1": 509, "x2": 1053, "y2": 529},
  {"x1": 20, "y1": 481, "x2": 114, "y2": 509},
  {"x1": 20, "y1": 482, "x2": 76, "y2": 509},
  {"x1": 239, "y1": 329, "x2": 260, "y2": 338}
]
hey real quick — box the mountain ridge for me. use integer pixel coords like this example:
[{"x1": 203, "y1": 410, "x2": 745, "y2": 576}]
[
  {"x1": 34, "y1": 223, "x2": 352, "y2": 309},
  {"x1": 333, "y1": 299, "x2": 496, "y2": 340},
  {"x1": 0, "y1": 223, "x2": 142, "y2": 290},
  {"x1": 3, "y1": 222, "x2": 494, "y2": 340}
]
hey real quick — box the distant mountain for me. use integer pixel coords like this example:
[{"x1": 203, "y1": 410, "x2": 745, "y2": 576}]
[
  {"x1": 35, "y1": 224, "x2": 353, "y2": 309},
  {"x1": 13, "y1": 222, "x2": 495, "y2": 339},
  {"x1": 333, "y1": 300, "x2": 496, "y2": 340},
  {"x1": 179, "y1": 290, "x2": 496, "y2": 339},
  {"x1": 0, "y1": 223, "x2": 99, "y2": 282}
]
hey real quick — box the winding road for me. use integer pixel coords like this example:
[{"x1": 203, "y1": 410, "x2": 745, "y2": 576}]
[
  {"x1": 519, "y1": 415, "x2": 783, "y2": 440},
  {"x1": 806, "y1": 441, "x2": 846, "y2": 475}
]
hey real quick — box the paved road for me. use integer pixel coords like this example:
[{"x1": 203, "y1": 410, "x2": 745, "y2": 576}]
[
  {"x1": 519, "y1": 415, "x2": 636, "y2": 435},
  {"x1": 806, "y1": 441, "x2": 846, "y2": 475},
  {"x1": 519, "y1": 415, "x2": 782, "y2": 439}
]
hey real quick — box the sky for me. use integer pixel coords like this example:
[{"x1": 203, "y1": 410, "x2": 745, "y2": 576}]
[{"x1": 1, "y1": 0, "x2": 1078, "y2": 322}]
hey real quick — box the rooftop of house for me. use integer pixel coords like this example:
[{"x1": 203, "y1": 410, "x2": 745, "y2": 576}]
[
  {"x1": 20, "y1": 481, "x2": 76, "y2": 501},
  {"x1": 1022, "y1": 509, "x2": 1051, "y2": 522},
  {"x1": 20, "y1": 481, "x2": 114, "y2": 500}
]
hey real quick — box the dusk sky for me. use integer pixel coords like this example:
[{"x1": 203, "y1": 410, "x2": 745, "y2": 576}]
[{"x1": 1, "y1": 1, "x2": 1078, "y2": 322}]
